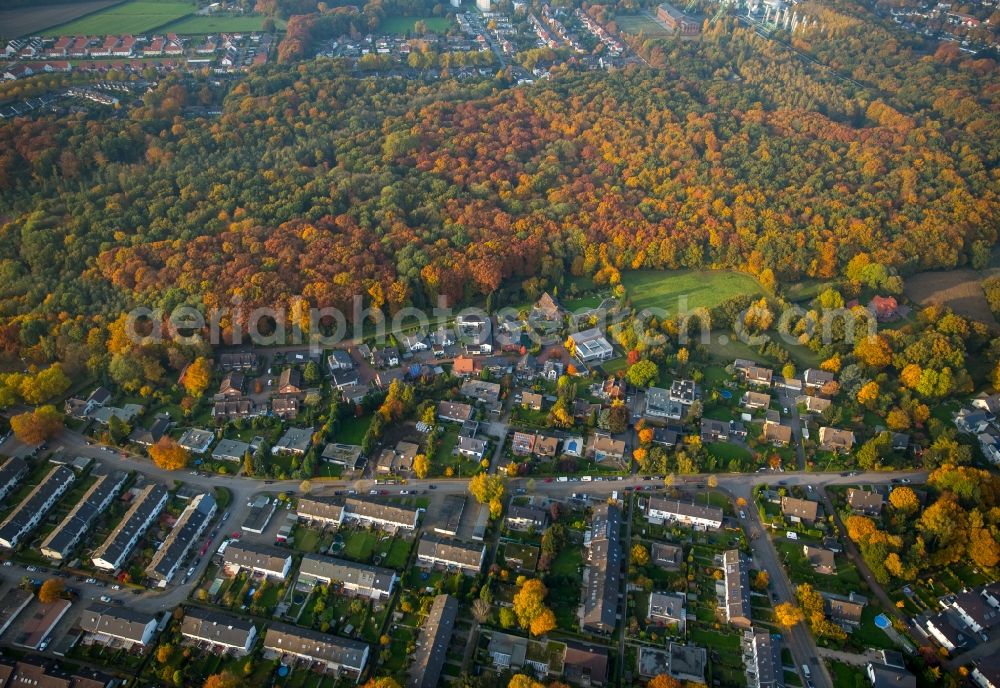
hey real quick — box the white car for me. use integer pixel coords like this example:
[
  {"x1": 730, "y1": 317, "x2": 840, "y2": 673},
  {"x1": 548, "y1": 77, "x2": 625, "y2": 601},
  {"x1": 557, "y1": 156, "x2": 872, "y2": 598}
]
[
  {"x1": 369, "y1": 489, "x2": 378, "y2": 495},
  {"x1": 739, "y1": 510, "x2": 746, "y2": 519},
  {"x1": 111, "y1": 584, "x2": 121, "y2": 591},
  {"x1": 26, "y1": 565, "x2": 37, "y2": 572},
  {"x1": 100, "y1": 595, "x2": 112, "y2": 603},
  {"x1": 786, "y1": 531, "x2": 799, "y2": 540}
]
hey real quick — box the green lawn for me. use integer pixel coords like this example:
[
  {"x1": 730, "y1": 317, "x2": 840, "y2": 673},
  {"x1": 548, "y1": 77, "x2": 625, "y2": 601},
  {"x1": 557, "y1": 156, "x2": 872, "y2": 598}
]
[
  {"x1": 622, "y1": 269, "x2": 763, "y2": 315},
  {"x1": 615, "y1": 14, "x2": 671, "y2": 36},
  {"x1": 707, "y1": 441, "x2": 753, "y2": 462},
  {"x1": 341, "y1": 530, "x2": 379, "y2": 562},
  {"x1": 827, "y1": 660, "x2": 868, "y2": 688},
  {"x1": 380, "y1": 15, "x2": 451, "y2": 33},
  {"x1": 337, "y1": 414, "x2": 373, "y2": 445},
  {"x1": 161, "y1": 14, "x2": 285, "y2": 33},
  {"x1": 41, "y1": 0, "x2": 195, "y2": 35}
]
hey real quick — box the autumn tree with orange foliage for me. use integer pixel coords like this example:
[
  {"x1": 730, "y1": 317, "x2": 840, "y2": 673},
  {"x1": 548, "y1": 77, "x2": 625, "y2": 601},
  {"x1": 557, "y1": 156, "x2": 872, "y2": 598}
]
[
  {"x1": 10, "y1": 405, "x2": 63, "y2": 444},
  {"x1": 647, "y1": 674, "x2": 682, "y2": 688},
  {"x1": 203, "y1": 672, "x2": 240, "y2": 688},
  {"x1": 38, "y1": 579, "x2": 64, "y2": 603},
  {"x1": 148, "y1": 437, "x2": 190, "y2": 471},
  {"x1": 362, "y1": 678, "x2": 402, "y2": 688},
  {"x1": 182, "y1": 356, "x2": 212, "y2": 397}
]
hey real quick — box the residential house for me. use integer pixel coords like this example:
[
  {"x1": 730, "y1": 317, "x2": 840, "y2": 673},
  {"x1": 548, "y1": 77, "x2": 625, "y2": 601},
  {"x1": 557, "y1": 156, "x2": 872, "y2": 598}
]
[
  {"x1": 295, "y1": 496, "x2": 345, "y2": 528},
  {"x1": 320, "y1": 443, "x2": 364, "y2": 469},
  {"x1": 670, "y1": 379, "x2": 697, "y2": 405},
  {"x1": 452, "y1": 355, "x2": 481, "y2": 376},
  {"x1": 376, "y1": 441, "x2": 419, "y2": 474},
  {"x1": 460, "y1": 379, "x2": 501, "y2": 404},
  {"x1": 651, "y1": 542, "x2": 683, "y2": 570},
  {"x1": 582, "y1": 503, "x2": 621, "y2": 634},
  {"x1": 213, "y1": 439, "x2": 250, "y2": 462},
  {"x1": 272, "y1": 427, "x2": 313, "y2": 455},
  {"x1": 515, "y1": 354, "x2": 539, "y2": 381},
  {"x1": 177, "y1": 428, "x2": 214, "y2": 454},
  {"x1": 797, "y1": 395, "x2": 831, "y2": 414},
  {"x1": 588, "y1": 432, "x2": 626, "y2": 464},
  {"x1": 722, "y1": 550, "x2": 752, "y2": 628},
  {"x1": 219, "y1": 372, "x2": 245, "y2": 397},
  {"x1": 456, "y1": 436, "x2": 487, "y2": 460},
  {"x1": 531, "y1": 292, "x2": 564, "y2": 322},
  {"x1": 944, "y1": 584, "x2": 1000, "y2": 636},
  {"x1": 925, "y1": 612, "x2": 969, "y2": 651},
  {"x1": 652, "y1": 427, "x2": 680, "y2": 447},
  {"x1": 327, "y1": 350, "x2": 355, "y2": 373},
  {"x1": 819, "y1": 427, "x2": 855, "y2": 453},
  {"x1": 505, "y1": 504, "x2": 547, "y2": 532},
  {"x1": 701, "y1": 418, "x2": 747, "y2": 443},
  {"x1": 743, "y1": 366, "x2": 773, "y2": 387},
  {"x1": 271, "y1": 396, "x2": 299, "y2": 419},
  {"x1": 869, "y1": 296, "x2": 901, "y2": 322},
  {"x1": 277, "y1": 368, "x2": 303, "y2": 394},
  {"x1": 92, "y1": 484, "x2": 168, "y2": 571},
  {"x1": 330, "y1": 367, "x2": 360, "y2": 390},
  {"x1": 743, "y1": 391, "x2": 771, "y2": 410},
  {"x1": 803, "y1": 546, "x2": 836, "y2": 575},
  {"x1": 80, "y1": 604, "x2": 158, "y2": 647},
  {"x1": 763, "y1": 420, "x2": 792, "y2": 446},
  {"x1": 416, "y1": 536, "x2": 485, "y2": 575},
  {"x1": 181, "y1": 608, "x2": 257, "y2": 655},
  {"x1": 213, "y1": 397, "x2": 257, "y2": 419},
  {"x1": 129, "y1": 417, "x2": 171, "y2": 447},
  {"x1": 0, "y1": 466, "x2": 75, "y2": 549},
  {"x1": 264, "y1": 623, "x2": 369, "y2": 678},
  {"x1": 646, "y1": 386, "x2": 684, "y2": 421},
  {"x1": 599, "y1": 377, "x2": 626, "y2": 401},
  {"x1": 407, "y1": 594, "x2": 459, "y2": 688},
  {"x1": 648, "y1": 591, "x2": 686, "y2": 631},
  {"x1": 0, "y1": 457, "x2": 28, "y2": 503},
  {"x1": 521, "y1": 391, "x2": 544, "y2": 411},
  {"x1": 971, "y1": 392, "x2": 1000, "y2": 416},
  {"x1": 956, "y1": 408, "x2": 992, "y2": 434},
  {"x1": 743, "y1": 627, "x2": 783, "y2": 688},
  {"x1": 570, "y1": 328, "x2": 614, "y2": 363},
  {"x1": 646, "y1": 498, "x2": 723, "y2": 530},
  {"x1": 145, "y1": 492, "x2": 216, "y2": 583},
  {"x1": 562, "y1": 642, "x2": 609, "y2": 687},
  {"x1": 344, "y1": 498, "x2": 421, "y2": 530},
  {"x1": 542, "y1": 360, "x2": 564, "y2": 380},
  {"x1": 223, "y1": 542, "x2": 293, "y2": 579},
  {"x1": 298, "y1": 554, "x2": 397, "y2": 600},
  {"x1": 40, "y1": 471, "x2": 128, "y2": 561},
  {"x1": 803, "y1": 368, "x2": 835, "y2": 391},
  {"x1": 824, "y1": 592, "x2": 865, "y2": 630},
  {"x1": 218, "y1": 352, "x2": 256, "y2": 371},
  {"x1": 403, "y1": 334, "x2": 428, "y2": 352},
  {"x1": 533, "y1": 435, "x2": 559, "y2": 457},
  {"x1": 866, "y1": 650, "x2": 916, "y2": 688},
  {"x1": 847, "y1": 488, "x2": 884, "y2": 516},
  {"x1": 971, "y1": 655, "x2": 1000, "y2": 688},
  {"x1": 437, "y1": 401, "x2": 473, "y2": 423},
  {"x1": 781, "y1": 496, "x2": 819, "y2": 524}
]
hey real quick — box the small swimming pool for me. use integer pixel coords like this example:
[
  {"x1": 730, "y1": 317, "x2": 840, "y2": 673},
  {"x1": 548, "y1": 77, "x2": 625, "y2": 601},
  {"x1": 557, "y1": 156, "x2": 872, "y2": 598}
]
[
  {"x1": 874, "y1": 613, "x2": 890, "y2": 629},
  {"x1": 720, "y1": 390, "x2": 732, "y2": 399}
]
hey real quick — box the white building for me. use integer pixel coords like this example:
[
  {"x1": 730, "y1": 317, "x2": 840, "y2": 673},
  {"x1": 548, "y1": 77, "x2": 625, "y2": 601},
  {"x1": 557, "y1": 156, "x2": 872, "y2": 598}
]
[{"x1": 645, "y1": 497, "x2": 723, "y2": 530}]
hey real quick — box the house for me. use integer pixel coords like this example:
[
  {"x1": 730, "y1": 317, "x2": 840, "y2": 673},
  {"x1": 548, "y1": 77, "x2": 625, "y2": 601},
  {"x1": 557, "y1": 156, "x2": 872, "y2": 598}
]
[
  {"x1": 457, "y1": 435, "x2": 487, "y2": 460},
  {"x1": 452, "y1": 355, "x2": 481, "y2": 376},
  {"x1": 701, "y1": 418, "x2": 747, "y2": 443},
  {"x1": 371, "y1": 347, "x2": 401, "y2": 368},
  {"x1": 417, "y1": 536, "x2": 485, "y2": 574},
  {"x1": 277, "y1": 368, "x2": 303, "y2": 394},
  {"x1": 129, "y1": 417, "x2": 171, "y2": 447},
  {"x1": 599, "y1": 377, "x2": 627, "y2": 400},
  {"x1": 533, "y1": 435, "x2": 559, "y2": 457},
  {"x1": 0, "y1": 457, "x2": 28, "y2": 503},
  {"x1": 744, "y1": 627, "x2": 783, "y2": 688},
  {"x1": 80, "y1": 604, "x2": 158, "y2": 647},
  {"x1": 263, "y1": 623, "x2": 369, "y2": 677},
  {"x1": 667, "y1": 642, "x2": 708, "y2": 685},
  {"x1": 320, "y1": 443, "x2": 363, "y2": 468},
  {"x1": 515, "y1": 353, "x2": 539, "y2": 380},
  {"x1": 487, "y1": 632, "x2": 549, "y2": 673},
  {"x1": 438, "y1": 401, "x2": 473, "y2": 423},
  {"x1": 651, "y1": 542, "x2": 683, "y2": 570},
  {"x1": 763, "y1": 420, "x2": 792, "y2": 446},
  {"x1": 327, "y1": 350, "x2": 355, "y2": 372},
  {"x1": 869, "y1": 295, "x2": 901, "y2": 322},
  {"x1": 971, "y1": 392, "x2": 1000, "y2": 416},
  {"x1": 219, "y1": 371, "x2": 245, "y2": 397},
  {"x1": 64, "y1": 386, "x2": 112, "y2": 419},
  {"x1": 743, "y1": 366, "x2": 773, "y2": 387},
  {"x1": 146, "y1": 492, "x2": 216, "y2": 583},
  {"x1": 460, "y1": 379, "x2": 501, "y2": 404},
  {"x1": 212, "y1": 439, "x2": 250, "y2": 462},
  {"x1": 944, "y1": 583, "x2": 1000, "y2": 635},
  {"x1": 971, "y1": 655, "x2": 1000, "y2": 688},
  {"x1": 178, "y1": 428, "x2": 214, "y2": 454},
  {"x1": 0, "y1": 466, "x2": 75, "y2": 549},
  {"x1": 505, "y1": 504, "x2": 547, "y2": 532},
  {"x1": 803, "y1": 368, "x2": 835, "y2": 390},
  {"x1": 925, "y1": 612, "x2": 969, "y2": 651},
  {"x1": 797, "y1": 395, "x2": 831, "y2": 414},
  {"x1": 532, "y1": 292, "x2": 564, "y2": 322},
  {"x1": 957, "y1": 408, "x2": 992, "y2": 434},
  {"x1": 298, "y1": 554, "x2": 397, "y2": 600},
  {"x1": 648, "y1": 591, "x2": 686, "y2": 631},
  {"x1": 213, "y1": 397, "x2": 257, "y2": 419},
  {"x1": 646, "y1": 498, "x2": 723, "y2": 530},
  {"x1": 819, "y1": 426, "x2": 855, "y2": 453},
  {"x1": 218, "y1": 351, "x2": 256, "y2": 370},
  {"x1": 743, "y1": 391, "x2": 771, "y2": 410},
  {"x1": 722, "y1": 549, "x2": 752, "y2": 628},
  {"x1": 652, "y1": 427, "x2": 680, "y2": 447},
  {"x1": 223, "y1": 542, "x2": 293, "y2": 579},
  {"x1": 781, "y1": 496, "x2": 819, "y2": 523},
  {"x1": 407, "y1": 594, "x2": 459, "y2": 688},
  {"x1": 402, "y1": 333, "x2": 428, "y2": 352},
  {"x1": 803, "y1": 545, "x2": 836, "y2": 575},
  {"x1": 344, "y1": 498, "x2": 420, "y2": 530},
  {"x1": 542, "y1": 360, "x2": 564, "y2": 380},
  {"x1": 582, "y1": 503, "x2": 621, "y2": 634},
  {"x1": 563, "y1": 642, "x2": 609, "y2": 687},
  {"x1": 847, "y1": 488, "x2": 884, "y2": 516},
  {"x1": 670, "y1": 379, "x2": 696, "y2": 405},
  {"x1": 40, "y1": 471, "x2": 128, "y2": 561},
  {"x1": 271, "y1": 396, "x2": 300, "y2": 419},
  {"x1": 521, "y1": 391, "x2": 544, "y2": 411},
  {"x1": 272, "y1": 427, "x2": 313, "y2": 455},
  {"x1": 588, "y1": 432, "x2": 626, "y2": 464},
  {"x1": 376, "y1": 441, "x2": 419, "y2": 474},
  {"x1": 92, "y1": 484, "x2": 168, "y2": 571},
  {"x1": 330, "y1": 367, "x2": 360, "y2": 390},
  {"x1": 181, "y1": 608, "x2": 257, "y2": 655},
  {"x1": 824, "y1": 592, "x2": 866, "y2": 629},
  {"x1": 296, "y1": 496, "x2": 345, "y2": 528},
  {"x1": 570, "y1": 327, "x2": 614, "y2": 362},
  {"x1": 340, "y1": 383, "x2": 370, "y2": 405},
  {"x1": 866, "y1": 650, "x2": 916, "y2": 688},
  {"x1": 646, "y1": 386, "x2": 684, "y2": 421}
]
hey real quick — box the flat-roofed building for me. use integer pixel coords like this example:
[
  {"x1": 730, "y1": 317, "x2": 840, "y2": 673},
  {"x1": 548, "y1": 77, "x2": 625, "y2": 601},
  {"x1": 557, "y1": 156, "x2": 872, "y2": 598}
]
[
  {"x1": 417, "y1": 536, "x2": 485, "y2": 575},
  {"x1": 264, "y1": 623, "x2": 369, "y2": 678},
  {"x1": 145, "y1": 492, "x2": 216, "y2": 583},
  {"x1": 434, "y1": 494, "x2": 466, "y2": 537},
  {"x1": 570, "y1": 327, "x2": 614, "y2": 362},
  {"x1": 0, "y1": 465, "x2": 75, "y2": 549},
  {"x1": 505, "y1": 504, "x2": 547, "y2": 532},
  {"x1": 320, "y1": 443, "x2": 363, "y2": 468},
  {"x1": 646, "y1": 498, "x2": 723, "y2": 530},
  {"x1": 41, "y1": 471, "x2": 128, "y2": 560},
  {"x1": 212, "y1": 438, "x2": 250, "y2": 462},
  {"x1": 180, "y1": 608, "x2": 256, "y2": 655},
  {"x1": 223, "y1": 542, "x2": 293, "y2": 579},
  {"x1": 10, "y1": 598, "x2": 72, "y2": 650},
  {"x1": 80, "y1": 604, "x2": 157, "y2": 648},
  {"x1": 407, "y1": 594, "x2": 458, "y2": 688},
  {"x1": 92, "y1": 484, "x2": 168, "y2": 571},
  {"x1": 722, "y1": 550, "x2": 751, "y2": 628},
  {"x1": 298, "y1": 554, "x2": 397, "y2": 600}
]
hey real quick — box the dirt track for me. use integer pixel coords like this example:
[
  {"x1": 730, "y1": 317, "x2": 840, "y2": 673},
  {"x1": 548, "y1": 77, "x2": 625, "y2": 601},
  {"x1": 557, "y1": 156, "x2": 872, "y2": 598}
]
[{"x1": 905, "y1": 268, "x2": 999, "y2": 328}]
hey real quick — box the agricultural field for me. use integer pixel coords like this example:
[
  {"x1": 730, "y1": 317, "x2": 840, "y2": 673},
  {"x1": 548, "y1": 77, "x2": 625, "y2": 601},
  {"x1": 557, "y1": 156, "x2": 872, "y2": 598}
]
[
  {"x1": 615, "y1": 13, "x2": 672, "y2": 36},
  {"x1": 622, "y1": 269, "x2": 763, "y2": 315},
  {"x1": 1, "y1": 0, "x2": 119, "y2": 38},
  {"x1": 380, "y1": 15, "x2": 451, "y2": 34},
  {"x1": 161, "y1": 14, "x2": 283, "y2": 34},
  {"x1": 904, "y1": 268, "x2": 998, "y2": 327},
  {"x1": 39, "y1": 0, "x2": 195, "y2": 36}
]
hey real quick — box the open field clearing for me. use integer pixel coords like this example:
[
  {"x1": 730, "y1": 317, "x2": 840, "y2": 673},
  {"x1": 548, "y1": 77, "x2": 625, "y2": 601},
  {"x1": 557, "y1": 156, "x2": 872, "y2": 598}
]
[
  {"x1": 622, "y1": 269, "x2": 763, "y2": 314},
  {"x1": 615, "y1": 14, "x2": 671, "y2": 36},
  {"x1": 1, "y1": 0, "x2": 121, "y2": 38},
  {"x1": 39, "y1": 0, "x2": 194, "y2": 36},
  {"x1": 161, "y1": 14, "x2": 284, "y2": 34},
  {"x1": 905, "y1": 268, "x2": 998, "y2": 327}
]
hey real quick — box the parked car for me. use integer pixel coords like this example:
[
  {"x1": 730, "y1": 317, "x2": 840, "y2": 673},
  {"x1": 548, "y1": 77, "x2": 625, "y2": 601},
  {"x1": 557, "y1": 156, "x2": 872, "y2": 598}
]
[{"x1": 99, "y1": 595, "x2": 112, "y2": 603}]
